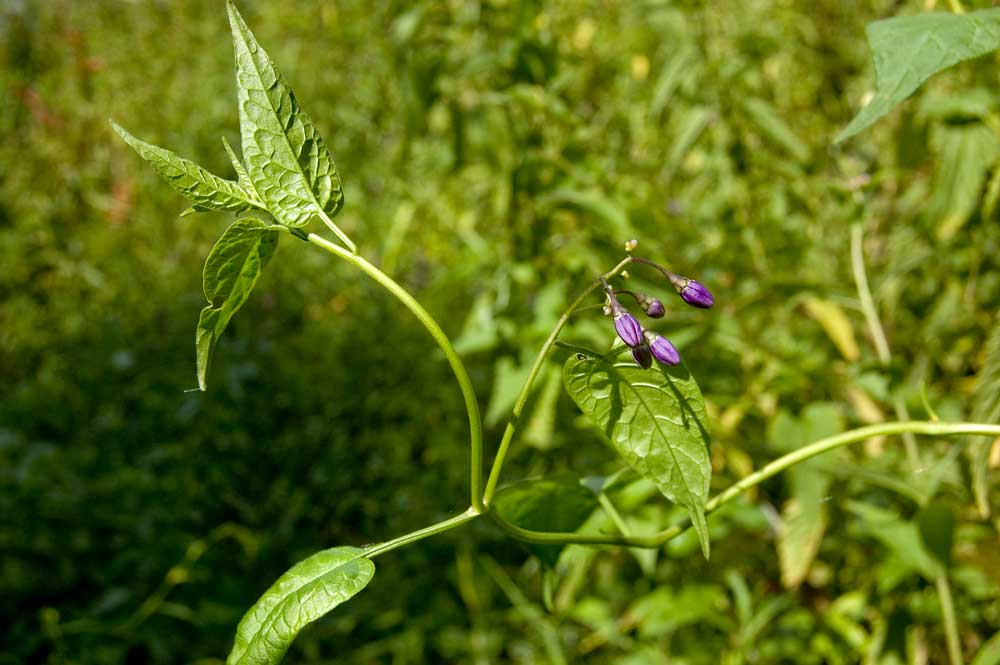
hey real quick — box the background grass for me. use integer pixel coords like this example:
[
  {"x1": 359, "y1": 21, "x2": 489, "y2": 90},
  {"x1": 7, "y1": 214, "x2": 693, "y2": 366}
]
[{"x1": 2, "y1": 0, "x2": 1000, "y2": 663}]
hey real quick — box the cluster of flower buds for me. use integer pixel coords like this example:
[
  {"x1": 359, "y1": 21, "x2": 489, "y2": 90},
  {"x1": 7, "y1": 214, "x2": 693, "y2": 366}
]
[{"x1": 602, "y1": 258, "x2": 714, "y2": 369}]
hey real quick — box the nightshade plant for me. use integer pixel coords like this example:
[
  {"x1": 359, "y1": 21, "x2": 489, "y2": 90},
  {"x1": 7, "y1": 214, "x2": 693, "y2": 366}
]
[{"x1": 111, "y1": 4, "x2": 1000, "y2": 663}]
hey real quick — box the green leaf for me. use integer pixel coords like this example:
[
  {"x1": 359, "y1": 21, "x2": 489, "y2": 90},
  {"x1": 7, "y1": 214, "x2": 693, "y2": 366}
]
[
  {"x1": 226, "y1": 546, "x2": 374, "y2": 665},
  {"x1": 917, "y1": 499, "x2": 955, "y2": 568},
  {"x1": 743, "y1": 97, "x2": 810, "y2": 163},
  {"x1": 972, "y1": 321, "x2": 1000, "y2": 517},
  {"x1": 110, "y1": 120, "x2": 259, "y2": 212},
  {"x1": 846, "y1": 500, "x2": 937, "y2": 584},
  {"x1": 222, "y1": 135, "x2": 260, "y2": 201},
  {"x1": 226, "y1": 1, "x2": 350, "y2": 248},
  {"x1": 777, "y1": 466, "x2": 829, "y2": 588},
  {"x1": 836, "y1": 9, "x2": 1000, "y2": 143},
  {"x1": 493, "y1": 475, "x2": 600, "y2": 567},
  {"x1": 197, "y1": 218, "x2": 279, "y2": 391},
  {"x1": 770, "y1": 405, "x2": 842, "y2": 588},
  {"x1": 972, "y1": 630, "x2": 1000, "y2": 665},
  {"x1": 563, "y1": 353, "x2": 713, "y2": 558},
  {"x1": 924, "y1": 121, "x2": 1000, "y2": 240}
]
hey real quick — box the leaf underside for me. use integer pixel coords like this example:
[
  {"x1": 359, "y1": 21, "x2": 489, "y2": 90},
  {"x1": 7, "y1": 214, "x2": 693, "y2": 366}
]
[
  {"x1": 227, "y1": 546, "x2": 375, "y2": 665},
  {"x1": 197, "y1": 218, "x2": 279, "y2": 390},
  {"x1": 493, "y1": 475, "x2": 600, "y2": 567},
  {"x1": 227, "y1": 0, "x2": 344, "y2": 229},
  {"x1": 111, "y1": 120, "x2": 258, "y2": 212},
  {"x1": 563, "y1": 354, "x2": 713, "y2": 558},
  {"x1": 836, "y1": 8, "x2": 1000, "y2": 143}
]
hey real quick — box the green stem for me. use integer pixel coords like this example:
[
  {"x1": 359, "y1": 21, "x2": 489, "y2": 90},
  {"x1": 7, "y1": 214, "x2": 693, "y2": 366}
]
[
  {"x1": 597, "y1": 493, "x2": 633, "y2": 537},
  {"x1": 307, "y1": 233, "x2": 485, "y2": 512},
  {"x1": 937, "y1": 573, "x2": 964, "y2": 665},
  {"x1": 490, "y1": 421, "x2": 1000, "y2": 548},
  {"x1": 318, "y1": 210, "x2": 357, "y2": 254},
  {"x1": 364, "y1": 508, "x2": 480, "y2": 559},
  {"x1": 482, "y1": 256, "x2": 634, "y2": 505}
]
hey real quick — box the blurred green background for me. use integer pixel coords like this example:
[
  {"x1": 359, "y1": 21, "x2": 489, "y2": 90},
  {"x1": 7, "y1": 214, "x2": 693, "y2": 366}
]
[{"x1": 3, "y1": 0, "x2": 1000, "y2": 663}]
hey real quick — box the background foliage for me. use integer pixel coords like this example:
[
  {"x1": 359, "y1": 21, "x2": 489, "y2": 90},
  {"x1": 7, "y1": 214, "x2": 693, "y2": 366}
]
[{"x1": 3, "y1": 0, "x2": 1000, "y2": 663}]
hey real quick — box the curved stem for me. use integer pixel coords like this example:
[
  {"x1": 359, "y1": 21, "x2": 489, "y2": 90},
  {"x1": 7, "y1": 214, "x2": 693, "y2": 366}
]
[
  {"x1": 364, "y1": 508, "x2": 480, "y2": 559},
  {"x1": 491, "y1": 421, "x2": 1000, "y2": 548},
  {"x1": 482, "y1": 256, "x2": 633, "y2": 505},
  {"x1": 307, "y1": 233, "x2": 485, "y2": 512}
]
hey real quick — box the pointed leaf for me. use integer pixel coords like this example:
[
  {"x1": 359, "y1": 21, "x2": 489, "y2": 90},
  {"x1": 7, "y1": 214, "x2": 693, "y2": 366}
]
[
  {"x1": 563, "y1": 354, "x2": 713, "y2": 558},
  {"x1": 226, "y1": 1, "x2": 345, "y2": 233},
  {"x1": 222, "y1": 135, "x2": 261, "y2": 201},
  {"x1": 836, "y1": 9, "x2": 1000, "y2": 143},
  {"x1": 197, "y1": 218, "x2": 279, "y2": 390},
  {"x1": 110, "y1": 120, "x2": 259, "y2": 212},
  {"x1": 493, "y1": 475, "x2": 600, "y2": 567},
  {"x1": 227, "y1": 546, "x2": 374, "y2": 665}
]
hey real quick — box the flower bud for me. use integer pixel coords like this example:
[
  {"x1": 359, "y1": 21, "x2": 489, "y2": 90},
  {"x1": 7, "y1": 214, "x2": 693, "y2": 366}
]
[
  {"x1": 645, "y1": 331, "x2": 680, "y2": 365},
  {"x1": 614, "y1": 311, "x2": 643, "y2": 348},
  {"x1": 680, "y1": 280, "x2": 714, "y2": 308},
  {"x1": 631, "y1": 343, "x2": 653, "y2": 369},
  {"x1": 644, "y1": 298, "x2": 665, "y2": 318}
]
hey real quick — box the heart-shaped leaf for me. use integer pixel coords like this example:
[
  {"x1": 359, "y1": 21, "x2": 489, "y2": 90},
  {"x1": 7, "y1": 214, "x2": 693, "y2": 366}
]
[
  {"x1": 197, "y1": 218, "x2": 279, "y2": 390},
  {"x1": 226, "y1": 1, "x2": 351, "y2": 248},
  {"x1": 111, "y1": 120, "x2": 260, "y2": 213},
  {"x1": 836, "y1": 9, "x2": 1000, "y2": 143},
  {"x1": 563, "y1": 353, "x2": 712, "y2": 558},
  {"x1": 227, "y1": 546, "x2": 374, "y2": 665}
]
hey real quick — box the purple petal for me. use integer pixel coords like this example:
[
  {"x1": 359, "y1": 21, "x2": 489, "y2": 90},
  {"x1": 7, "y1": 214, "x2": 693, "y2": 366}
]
[
  {"x1": 614, "y1": 312, "x2": 643, "y2": 347},
  {"x1": 631, "y1": 344, "x2": 653, "y2": 369},
  {"x1": 649, "y1": 335, "x2": 680, "y2": 365},
  {"x1": 645, "y1": 298, "x2": 665, "y2": 318},
  {"x1": 681, "y1": 280, "x2": 714, "y2": 308}
]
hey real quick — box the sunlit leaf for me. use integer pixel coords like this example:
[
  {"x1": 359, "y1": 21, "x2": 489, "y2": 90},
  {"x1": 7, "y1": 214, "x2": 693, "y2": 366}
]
[
  {"x1": 227, "y1": 546, "x2": 374, "y2": 665},
  {"x1": 111, "y1": 120, "x2": 259, "y2": 213},
  {"x1": 768, "y1": 404, "x2": 843, "y2": 588},
  {"x1": 973, "y1": 630, "x2": 1000, "y2": 665},
  {"x1": 563, "y1": 353, "x2": 713, "y2": 558},
  {"x1": 197, "y1": 218, "x2": 279, "y2": 391},
  {"x1": 836, "y1": 9, "x2": 1000, "y2": 143},
  {"x1": 801, "y1": 297, "x2": 860, "y2": 362},
  {"x1": 227, "y1": 1, "x2": 348, "y2": 242},
  {"x1": 493, "y1": 475, "x2": 599, "y2": 567}
]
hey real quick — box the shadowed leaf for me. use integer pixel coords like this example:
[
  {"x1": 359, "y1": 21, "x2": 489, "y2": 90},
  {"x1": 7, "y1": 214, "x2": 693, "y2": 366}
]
[{"x1": 197, "y1": 218, "x2": 279, "y2": 390}]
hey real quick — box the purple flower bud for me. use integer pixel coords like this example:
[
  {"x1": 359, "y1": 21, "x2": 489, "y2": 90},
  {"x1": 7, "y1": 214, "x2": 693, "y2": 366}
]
[
  {"x1": 645, "y1": 332, "x2": 680, "y2": 365},
  {"x1": 680, "y1": 280, "x2": 714, "y2": 309},
  {"x1": 614, "y1": 311, "x2": 643, "y2": 348},
  {"x1": 645, "y1": 298, "x2": 665, "y2": 318},
  {"x1": 631, "y1": 344, "x2": 653, "y2": 369}
]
